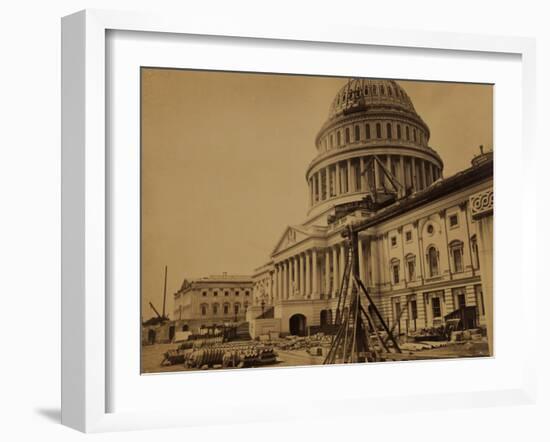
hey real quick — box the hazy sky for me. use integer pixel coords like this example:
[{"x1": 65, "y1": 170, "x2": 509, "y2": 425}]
[{"x1": 141, "y1": 69, "x2": 493, "y2": 318}]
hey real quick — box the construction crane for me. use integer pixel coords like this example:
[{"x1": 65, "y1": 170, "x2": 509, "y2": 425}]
[
  {"x1": 324, "y1": 225, "x2": 402, "y2": 364},
  {"x1": 324, "y1": 158, "x2": 407, "y2": 364}
]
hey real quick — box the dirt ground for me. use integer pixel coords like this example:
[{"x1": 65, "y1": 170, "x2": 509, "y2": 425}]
[{"x1": 140, "y1": 339, "x2": 489, "y2": 375}]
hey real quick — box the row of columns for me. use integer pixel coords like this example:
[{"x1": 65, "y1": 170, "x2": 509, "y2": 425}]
[
  {"x1": 309, "y1": 155, "x2": 441, "y2": 207},
  {"x1": 267, "y1": 238, "x2": 375, "y2": 303}
]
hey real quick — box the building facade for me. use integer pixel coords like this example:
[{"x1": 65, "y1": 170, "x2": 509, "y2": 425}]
[
  {"x1": 173, "y1": 274, "x2": 253, "y2": 333},
  {"x1": 248, "y1": 79, "x2": 493, "y2": 340}
]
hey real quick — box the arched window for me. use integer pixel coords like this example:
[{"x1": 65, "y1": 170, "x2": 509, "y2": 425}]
[
  {"x1": 234, "y1": 303, "x2": 240, "y2": 315},
  {"x1": 380, "y1": 85, "x2": 385, "y2": 95},
  {"x1": 364, "y1": 85, "x2": 369, "y2": 95},
  {"x1": 201, "y1": 304, "x2": 208, "y2": 316},
  {"x1": 223, "y1": 303, "x2": 230, "y2": 315},
  {"x1": 397, "y1": 124, "x2": 402, "y2": 139},
  {"x1": 330, "y1": 134, "x2": 334, "y2": 149},
  {"x1": 354, "y1": 125, "x2": 360, "y2": 141},
  {"x1": 373, "y1": 85, "x2": 378, "y2": 95},
  {"x1": 449, "y1": 240, "x2": 464, "y2": 273},
  {"x1": 366, "y1": 123, "x2": 371, "y2": 139},
  {"x1": 376, "y1": 123, "x2": 381, "y2": 138},
  {"x1": 337, "y1": 131, "x2": 341, "y2": 146},
  {"x1": 406, "y1": 126, "x2": 410, "y2": 140},
  {"x1": 388, "y1": 86, "x2": 393, "y2": 96},
  {"x1": 427, "y1": 246, "x2": 439, "y2": 277},
  {"x1": 413, "y1": 128, "x2": 417, "y2": 142},
  {"x1": 345, "y1": 127, "x2": 350, "y2": 143},
  {"x1": 212, "y1": 303, "x2": 219, "y2": 316},
  {"x1": 386, "y1": 123, "x2": 392, "y2": 139},
  {"x1": 471, "y1": 235, "x2": 480, "y2": 270}
]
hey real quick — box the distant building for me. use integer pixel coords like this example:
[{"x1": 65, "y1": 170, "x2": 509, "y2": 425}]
[
  {"x1": 173, "y1": 274, "x2": 253, "y2": 333},
  {"x1": 248, "y1": 79, "x2": 493, "y2": 344}
]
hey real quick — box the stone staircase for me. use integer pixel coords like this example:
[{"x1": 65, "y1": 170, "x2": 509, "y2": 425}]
[{"x1": 235, "y1": 321, "x2": 252, "y2": 340}]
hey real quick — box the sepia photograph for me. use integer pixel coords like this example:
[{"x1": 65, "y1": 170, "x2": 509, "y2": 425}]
[{"x1": 140, "y1": 69, "x2": 494, "y2": 374}]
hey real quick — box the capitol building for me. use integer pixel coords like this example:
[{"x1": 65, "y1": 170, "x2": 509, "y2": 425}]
[{"x1": 246, "y1": 78, "x2": 493, "y2": 347}]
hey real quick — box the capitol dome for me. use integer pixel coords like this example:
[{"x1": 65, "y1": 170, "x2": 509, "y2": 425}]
[{"x1": 306, "y1": 78, "x2": 444, "y2": 218}]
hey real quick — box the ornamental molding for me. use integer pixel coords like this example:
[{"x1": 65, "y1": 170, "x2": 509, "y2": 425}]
[{"x1": 469, "y1": 189, "x2": 493, "y2": 220}]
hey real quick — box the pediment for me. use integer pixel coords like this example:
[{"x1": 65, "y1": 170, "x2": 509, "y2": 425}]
[{"x1": 272, "y1": 225, "x2": 310, "y2": 255}]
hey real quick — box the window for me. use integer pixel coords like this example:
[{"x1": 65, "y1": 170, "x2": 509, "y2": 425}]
[
  {"x1": 386, "y1": 123, "x2": 392, "y2": 139},
  {"x1": 450, "y1": 241, "x2": 464, "y2": 273},
  {"x1": 452, "y1": 288, "x2": 466, "y2": 309},
  {"x1": 330, "y1": 134, "x2": 334, "y2": 148},
  {"x1": 431, "y1": 296, "x2": 441, "y2": 318},
  {"x1": 365, "y1": 124, "x2": 371, "y2": 139},
  {"x1": 388, "y1": 86, "x2": 393, "y2": 96},
  {"x1": 224, "y1": 291, "x2": 229, "y2": 296},
  {"x1": 406, "y1": 255, "x2": 416, "y2": 281},
  {"x1": 413, "y1": 128, "x2": 417, "y2": 142},
  {"x1": 427, "y1": 246, "x2": 439, "y2": 277},
  {"x1": 213, "y1": 291, "x2": 218, "y2": 297},
  {"x1": 376, "y1": 123, "x2": 381, "y2": 138},
  {"x1": 245, "y1": 291, "x2": 250, "y2": 296},
  {"x1": 373, "y1": 85, "x2": 377, "y2": 95},
  {"x1": 202, "y1": 291, "x2": 207, "y2": 297},
  {"x1": 391, "y1": 236, "x2": 397, "y2": 247},
  {"x1": 337, "y1": 131, "x2": 341, "y2": 146},
  {"x1": 223, "y1": 303, "x2": 229, "y2": 315},
  {"x1": 201, "y1": 304, "x2": 207, "y2": 316},
  {"x1": 380, "y1": 85, "x2": 385, "y2": 95},
  {"x1": 235, "y1": 291, "x2": 239, "y2": 296},
  {"x1": 406, "y1": 126, "x2": 410, "y2": 140},
  {"x1": 212, "y1": 304, "x2": 219, "y2": 315},
  {"x1": 410, "y1": 299, "x2": 418, "y2": 320},
  {"x1": 427, "y1": 224, "x2": 434, "y2": 235},
  {"x1": 234, "y1": 303, "x2": 240, "y2": 314},
  {"x1": 345, "y1": 127, "x2": 350, "y2": 143},
  {"x1": 392, "y1": 261, "x2": 400, "y2": 284},
  {"x1": 397, "y1": 124, "x2": 402, "y2": 139},
  {"x1": 405, "y1": 231, "x2": 412, "y2": 242},
  {"x1": 354, "y1": 125, "x2": 360, "y2": 141},
  {"x1": 449, "y1": 214, "x2": 459, "y2": 228}
]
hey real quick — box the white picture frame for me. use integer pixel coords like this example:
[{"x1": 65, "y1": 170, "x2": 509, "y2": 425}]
[{"x1": 61, "y1": 9, "x2": 537, "y2": 433}]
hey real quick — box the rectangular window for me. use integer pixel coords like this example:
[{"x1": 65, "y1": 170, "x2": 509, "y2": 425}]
[
  {"x1": 213, "y1": 291, "x2": 218, "y2": 296},
  {"x1": 405, "y1": 231, "x2": 412, "y2": 242},
  {"x1": 235, "y1": 291, "x2": 239, "y2": 296},
  {"x1": 392, "y1": 264, "x2": 400, "y2": 284},
  {"x1": 431, "y1": 297, "x2": 441, "y2": 318},
  {"x1": 366, "y1": 124, "x2": 371, "y2": 139},
  {"x1": 449, "y1": 214, "x2": 459, "y2": 227},
  {"x1": 453, "y1": 248, "x2": 463, "y2": 273},
  {"x1": 407, "y1": 259, "x2": 415, "y2": 281},
  {"x1": 391, "y1": 236, "x2": 397, "y2": 247},
  {"x1": 224, "y1": 291, "x2": 229, "y2": 296},
  {"x1": 202, "y1": 291, "x2": 207, "y2": 297},
  {"x1": 245, "y1": 291, "x2": 250, "y2": 296},
  {"x1": 410, "y1": 299, "x2": 418, "y2": 320}
]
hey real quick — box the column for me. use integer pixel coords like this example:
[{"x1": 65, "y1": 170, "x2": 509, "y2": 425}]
[
  {"x1": 347, "y1": 159, "x2": 352, "y2": 193},
  {"x1": 309, "y1": 178, "x2": 313, "y2": 206},
  {"x1": 358, "y1": 237, "x2": 365, "y2": 282},
  {"x1": 332, "y1": 246, "x2": 339, "y2": 297},
  {"x1": 428, "y1": 162, "x2": 433, "y2": 186},
  {"x1": 335, "y1": 162, "x2": 341, "y2": 195},
  {"x1": 291, "y1": 256, "x2": 300, "y2": 298},
  {"x1": 411, "y1": 157, "x2": 416, "y2": 191},
  {"x1": 399, "y1": 155, "x2": 405, "y2": 196},
  {"x1": 325, "y1": 249, "x2": 331, "y2": 297},
  {"x1": 386, "y1": 155, "x2": 392, "y2": 188},
  {"x1": 470, "y1": 189, "x2": 494, "y2": 355},
  {"x1": 300, "y1": 253, "x2": 307, "y2": 296},
  {"x1": 276, "y1": 265, "x2": 280, "y2": 300},
  {"x1": 283, "y1": 259, "x2": 289, "y2": 299},
  {"x1": 269, "y1": 271, "x2": 274, "y2": 302},
  {"x1": 339, "y1": 243, "x2": 346, "y2": 290},
  {"x1": 420, "y1": 160, "x2": 426, "y2": 189},
  {"x1": 370, "y1": 237, "x2": 379, "y2": 287},
  {"x1": 305, "y1": 251, "x2": 311, "y2": 297},
  {"x1": 361, "y1": 157, "x2": 367, "y2": 191},
  {"x1": 312, "y1": 249, "x2": 318, "y2": 298},
  {"x1": 316, "y1": 171, "x2": 323, "y2": 201},
  {"x1": 375, "y1": 157, "x2": 382, "y2": 189}
]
